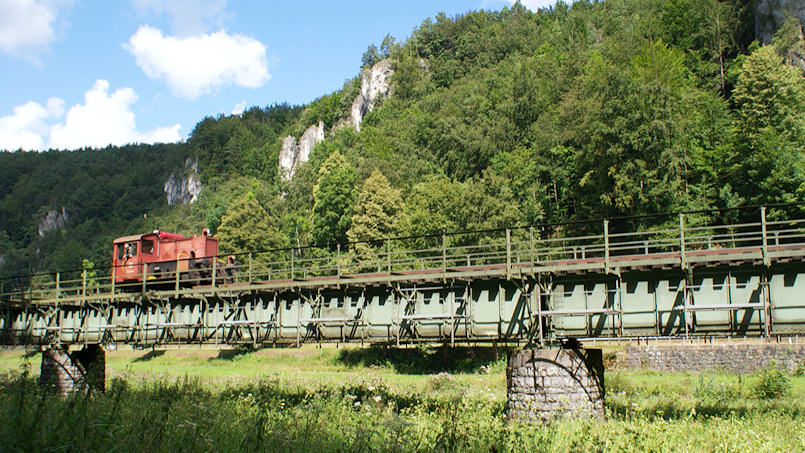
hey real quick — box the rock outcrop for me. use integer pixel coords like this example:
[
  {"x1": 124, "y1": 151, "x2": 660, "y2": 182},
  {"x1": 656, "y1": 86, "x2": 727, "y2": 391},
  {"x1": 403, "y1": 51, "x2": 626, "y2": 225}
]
[
  {"x1": 755, "y1": 0, "x2": 805, "y2": 44},
  {"x1": 346, "y1": 59, "x2": 394, "y2": 132},
  {"x1": 164, "y1": 157, "x2": 202, "y2": 205},
  {"x1": 278, "y1": 121, "x2": 324, "y2": 180},
  {"x1": 38, "y1": 207, "x2": 70, "y2": 237}
]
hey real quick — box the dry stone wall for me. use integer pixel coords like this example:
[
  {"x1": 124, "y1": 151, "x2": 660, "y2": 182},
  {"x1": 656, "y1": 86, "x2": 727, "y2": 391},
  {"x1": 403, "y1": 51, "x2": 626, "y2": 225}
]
[
  {"x1": 622, "y1": 343, "x2": 805, "y2": 373},
  {"x1": 507, "y1": 348, "x2": 604, "y2": 422}
]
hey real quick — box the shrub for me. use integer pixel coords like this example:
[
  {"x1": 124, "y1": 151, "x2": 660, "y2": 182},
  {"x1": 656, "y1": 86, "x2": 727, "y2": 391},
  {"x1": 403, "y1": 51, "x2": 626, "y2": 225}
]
[
  {"x1": 752, "y1": 364, "x2": 791, "y2": 399},
  {"x1": 794, "y1": 360, "x2": 805, "y2": 377}
]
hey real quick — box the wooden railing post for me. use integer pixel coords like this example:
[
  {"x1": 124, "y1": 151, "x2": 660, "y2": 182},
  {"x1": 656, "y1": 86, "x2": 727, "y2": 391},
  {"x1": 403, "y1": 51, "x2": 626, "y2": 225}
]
[
  {"x1": 248, "y1": 252, "x2": 253, "y2": 284},
  {"x1": 603, "y1": 220, "x2": 610, "y2": 273},
  {"x1": 141, "y1": 263, "x2": 147, "y2": 295},
  {"x1": 386, "y1": 239, "x2": 392, "y2": 276},
  {"x1": 679, "y1": 213, "x2": 687, "y2": 268},
  {"x1": 506, "y1": 228, "x2": 511, "y2": 280},
  {"x1": 529, "y1": 226, "x2": 535, "y2": 278},
  {"x1": 761, "y1": 206, "x2": 769, "y2": 266},
  {"x1": 337, "y1": 243, "x2": 342, "y2": 282},
  {"x1": 442, "y1": 234, "x2": 447, "y2": 281},
  {"x1": 760, "y1": 206, "x2": 771, "y2": 339},
  {"x1": 56, "y1": 272, "x2": 61, "y2": 302},
  {"x1": 174, "y1": 256, "x2": 181, "y2": 298},
  {"x1": 290, "y1": 248, "x2": 294, "y2": 280},
  {"x1": 212, "y1": 257, "x2": 218, "y2": 290},
  {"x1": 82, "y1": 269, "x2": 87, "y2": 304}
]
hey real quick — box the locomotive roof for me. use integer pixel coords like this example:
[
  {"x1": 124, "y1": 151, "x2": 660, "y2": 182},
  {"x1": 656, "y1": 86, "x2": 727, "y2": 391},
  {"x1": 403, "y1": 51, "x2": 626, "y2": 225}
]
[
  {"x1": 113, "y1": 234, "x2": 146, "y2": 244},
  {"x1": 113, "y1": 231, "x2": 196, "y2": 244}
]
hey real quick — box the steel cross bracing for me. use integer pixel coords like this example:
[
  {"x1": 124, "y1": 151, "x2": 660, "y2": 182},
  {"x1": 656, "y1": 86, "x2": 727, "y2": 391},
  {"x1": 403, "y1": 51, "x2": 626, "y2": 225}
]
[{"x1": 1, "y1": 209, "x2": 805, "y2": 347}]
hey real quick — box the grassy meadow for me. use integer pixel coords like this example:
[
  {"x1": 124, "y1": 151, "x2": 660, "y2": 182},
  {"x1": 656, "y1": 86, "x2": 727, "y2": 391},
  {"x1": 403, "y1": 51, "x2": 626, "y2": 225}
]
[{"x1": 0, "y1": 344, "x2": 802, "y2": 452}]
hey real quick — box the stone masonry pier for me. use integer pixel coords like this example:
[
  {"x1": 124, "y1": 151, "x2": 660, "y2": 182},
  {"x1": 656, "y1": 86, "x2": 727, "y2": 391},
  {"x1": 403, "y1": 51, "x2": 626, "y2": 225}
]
[
  {"x1": 40, "y1": 345, "x2": 105, "y2": 396},
  {"x1": 506, "y1": 348, "x2": 604, "y2": 422}
]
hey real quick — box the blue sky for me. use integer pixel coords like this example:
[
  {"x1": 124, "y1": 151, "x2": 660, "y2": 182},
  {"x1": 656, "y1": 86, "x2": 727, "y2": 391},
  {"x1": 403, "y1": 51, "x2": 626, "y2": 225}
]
[{"x1": 0, "y1": 0, "x2": 559, "y2": 151}]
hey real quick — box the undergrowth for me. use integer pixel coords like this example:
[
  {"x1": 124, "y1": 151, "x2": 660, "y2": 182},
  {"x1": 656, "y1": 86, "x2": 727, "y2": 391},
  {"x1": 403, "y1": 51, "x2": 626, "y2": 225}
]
[{"x1": 0, "y1": 352, "x2": 802, "y2": 452}]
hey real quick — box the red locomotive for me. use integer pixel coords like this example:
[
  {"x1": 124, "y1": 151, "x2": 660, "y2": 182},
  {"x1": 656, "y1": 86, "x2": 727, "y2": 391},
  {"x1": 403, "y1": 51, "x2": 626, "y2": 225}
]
[{"x1": 112, "y1": 229, "x2": 236, "y2": 287}]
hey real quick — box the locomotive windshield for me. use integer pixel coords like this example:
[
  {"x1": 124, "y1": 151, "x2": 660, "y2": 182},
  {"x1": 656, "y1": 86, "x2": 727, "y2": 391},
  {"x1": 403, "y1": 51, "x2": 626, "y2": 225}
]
[
  {"x1": 117, "y1": 242, "x2": 138, "y2": 259},
  {"x1": 142, "y1": 239, "x2": 154, "y2": 255}
]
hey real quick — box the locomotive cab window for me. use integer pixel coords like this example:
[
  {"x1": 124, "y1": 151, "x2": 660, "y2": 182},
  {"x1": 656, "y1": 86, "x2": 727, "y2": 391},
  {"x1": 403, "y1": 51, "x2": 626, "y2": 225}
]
[
  {"x1": 122, "y1": 242, "x2": 138, "y2": 258},
  {"x1": 142, "y1": 239, "x2": 154, "y2": 255}
]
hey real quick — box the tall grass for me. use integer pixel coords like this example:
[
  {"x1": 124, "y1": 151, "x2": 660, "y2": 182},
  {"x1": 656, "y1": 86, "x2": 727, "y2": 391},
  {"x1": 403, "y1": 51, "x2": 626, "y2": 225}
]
[{"x1": 0, "y1": 349, "x2": 803, "y2": 452}]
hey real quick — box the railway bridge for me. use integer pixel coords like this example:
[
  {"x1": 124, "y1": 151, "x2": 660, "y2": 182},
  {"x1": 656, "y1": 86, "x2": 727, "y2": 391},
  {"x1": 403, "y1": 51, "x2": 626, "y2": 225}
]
[{"x1": 2, "y1": 207, "x2": 804, "y2": 415}]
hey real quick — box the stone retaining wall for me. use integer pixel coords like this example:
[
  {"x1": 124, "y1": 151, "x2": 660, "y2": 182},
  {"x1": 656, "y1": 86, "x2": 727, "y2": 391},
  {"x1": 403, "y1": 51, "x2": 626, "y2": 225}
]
[
  {"x1": 507, "y1": 348, "x2": 604, "y2": 422},
  {"x1": 622, "y1": 343, "x2": 805, "y2": 373}
]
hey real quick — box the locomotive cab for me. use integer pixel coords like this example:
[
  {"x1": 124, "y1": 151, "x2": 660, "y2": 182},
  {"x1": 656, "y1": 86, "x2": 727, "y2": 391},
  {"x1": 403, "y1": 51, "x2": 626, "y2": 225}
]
[{"x1": 112, "y1": 230, "x2": 225, "y2": 288}]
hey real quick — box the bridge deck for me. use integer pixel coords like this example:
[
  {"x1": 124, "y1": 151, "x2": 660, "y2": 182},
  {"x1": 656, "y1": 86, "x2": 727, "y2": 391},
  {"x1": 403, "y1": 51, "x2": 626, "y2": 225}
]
[{"x1": 1, "y1": 212, "x2": 804, "y2": 346}]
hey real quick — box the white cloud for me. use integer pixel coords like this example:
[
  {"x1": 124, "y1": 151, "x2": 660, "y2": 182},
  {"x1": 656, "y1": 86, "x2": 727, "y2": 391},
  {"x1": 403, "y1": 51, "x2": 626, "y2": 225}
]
[
  {"x1": 131, "y1": 0, "x2": 228, "y2": 36},
  {"x1": 231, "y1": 99, "x2": 246, "y2": 115},
  {"x1": 125, "y1": 26, "x2": 270, "y2": 99},
  {"x1": 0, "y1": 0, "x2": 72, "y2": 61},
  {"x1": 49, "y1": 79, "x2": 182, "y2": 149},
  {"x1": 0, "y1": 80, "x2": 182, "y2": 151},
  {"x1": 0, "y1": 97, "x2": 63, "y2": 150}
]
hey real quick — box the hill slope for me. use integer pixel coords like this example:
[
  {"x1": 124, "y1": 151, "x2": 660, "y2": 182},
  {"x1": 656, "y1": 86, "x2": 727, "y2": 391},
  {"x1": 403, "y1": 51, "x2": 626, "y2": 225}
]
[{"x1": 1, "y1": 0, "x2": 804, "y2": 277}]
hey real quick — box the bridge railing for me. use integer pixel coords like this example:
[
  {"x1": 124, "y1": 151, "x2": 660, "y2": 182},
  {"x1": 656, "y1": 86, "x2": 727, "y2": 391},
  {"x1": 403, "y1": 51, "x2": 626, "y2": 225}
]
[{"x1": 3, "y1": 208, "x2": 805, "y2": 304}]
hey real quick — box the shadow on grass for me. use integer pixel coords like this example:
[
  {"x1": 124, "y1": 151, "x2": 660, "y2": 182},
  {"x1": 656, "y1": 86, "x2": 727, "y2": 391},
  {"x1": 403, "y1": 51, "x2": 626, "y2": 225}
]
[
  {"x1": 133, "y1": 350, "x2": 166, "y2": 362},
  {"x1": 215, "y1": 344, "x2": 264, "y2": 360},
  {"x1": 336, "y1": 344, "x2": 513, "y2": 374}
]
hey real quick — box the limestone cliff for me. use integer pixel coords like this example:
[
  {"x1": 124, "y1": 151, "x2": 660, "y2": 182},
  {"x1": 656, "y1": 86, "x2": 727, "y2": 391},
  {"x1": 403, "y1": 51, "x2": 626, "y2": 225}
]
[
  {"x1": 755, "y1": 0, "x2": 805, "y2": 43},
  {"x1": 164, "y1": 157, "x2": 202, "y2": 205},
  {"x1": 278, "y1": 121, "x2": 324, "y2": 180},
  {"x1": 38, "y1": 207, "x2": 70, "y2": 237},
  {"x1": 346, "y1": 59, "x2": 394, "y2": 132}
]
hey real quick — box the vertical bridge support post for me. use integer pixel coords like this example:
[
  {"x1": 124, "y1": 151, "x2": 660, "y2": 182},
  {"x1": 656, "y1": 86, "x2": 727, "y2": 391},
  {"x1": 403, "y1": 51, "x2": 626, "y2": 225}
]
[
  {"x1": 506, "y1": 347, "x2": 604, "y2": 422},
  {"x1": 40, "y1": 345, "x2": 105, "y2": 396}
]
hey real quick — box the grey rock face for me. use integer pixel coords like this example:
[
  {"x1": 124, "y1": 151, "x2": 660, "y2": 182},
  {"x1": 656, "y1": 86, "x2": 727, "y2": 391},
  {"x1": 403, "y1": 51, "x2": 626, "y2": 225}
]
[
  {"x1": 38, "y1": 207, "x2": 70, "y2": 237},
  {"x1": 164, "y1": 157, "x2": 202, "y2": 205},
  {"x1": 278, "y1": 121, "x2": 324, "y2": 180},
  {"x1": 347, "y1": 59, "x2": 394, "y2": 132},
  {"x1": 755, "y1": 0, "x2": 805, "y2": 43}
]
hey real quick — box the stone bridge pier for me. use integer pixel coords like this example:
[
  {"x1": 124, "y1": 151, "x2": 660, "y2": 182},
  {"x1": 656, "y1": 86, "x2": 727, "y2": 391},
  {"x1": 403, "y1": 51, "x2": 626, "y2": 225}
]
[
  {"x1": 40, "y1": 345, "x2": 105, "y2": 396},
  {"x1": 506, "y1": 348, "x2": 604, "y2": 421}
]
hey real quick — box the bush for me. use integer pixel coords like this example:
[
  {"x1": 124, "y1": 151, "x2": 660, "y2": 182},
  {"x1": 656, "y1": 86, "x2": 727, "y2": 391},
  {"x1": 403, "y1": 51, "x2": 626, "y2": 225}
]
[
  {"x1": 794, "y1": 360, "x2": 805, "y2": 377},
  {"x1": 693, "y1": 374, "x2": 736, "y2": 405},
  {"x1": 752, "y1": 364, "x2": 791, "y2": 399}
]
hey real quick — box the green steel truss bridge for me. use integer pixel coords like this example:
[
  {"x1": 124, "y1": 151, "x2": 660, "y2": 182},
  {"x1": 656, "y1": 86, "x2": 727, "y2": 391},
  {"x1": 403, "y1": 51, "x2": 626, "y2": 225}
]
[{"x1": 2, "y1": 208, "x2": 805, "y2": 348}]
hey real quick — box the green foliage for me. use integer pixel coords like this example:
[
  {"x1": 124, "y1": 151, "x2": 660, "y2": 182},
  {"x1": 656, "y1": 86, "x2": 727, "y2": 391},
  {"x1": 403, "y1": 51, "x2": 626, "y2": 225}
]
[
  {"x1": 752, "y1": 363, "x2": 791, "y2": 399},
  {"x1": 312, "y1": 151, "x2": 359, "y2": 247},
  {"x1": 217, "y1": 191, "x2": 285, "y2": 257},
  {"x1": 347, "y1": 170, "x2": 403, "y2": 257},
  {"x1": 730, "y1": 44, "x2": 805, "y2": 208},
  {"x1": 772, "y1": 16, "x2": 805, "y2": 71},
  {"x1": 81, "y1": 258, "x2": 99, "y2": 287},
  {"x1": 2, "y1": 0, "x2": 803, "y2": 277}
]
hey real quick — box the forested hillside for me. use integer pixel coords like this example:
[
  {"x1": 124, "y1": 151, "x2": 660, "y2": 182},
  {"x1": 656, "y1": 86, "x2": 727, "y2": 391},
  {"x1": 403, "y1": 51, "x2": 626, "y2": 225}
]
[{"x1": 1, "y1": 0, "x2": 804, "y2": 277}]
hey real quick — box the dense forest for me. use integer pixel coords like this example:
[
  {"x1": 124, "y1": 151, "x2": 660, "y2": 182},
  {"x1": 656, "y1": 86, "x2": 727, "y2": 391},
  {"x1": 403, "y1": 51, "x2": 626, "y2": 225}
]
[{"x1": 1, "y1": 0, "x2": 804, "y2": 278}]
